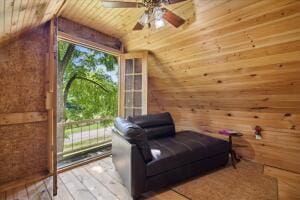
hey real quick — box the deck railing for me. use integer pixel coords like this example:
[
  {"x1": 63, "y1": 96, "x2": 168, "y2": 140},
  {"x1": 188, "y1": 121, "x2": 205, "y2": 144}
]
[{"x1": 58, "y1": 117, "x2": 114, "y2": 158}]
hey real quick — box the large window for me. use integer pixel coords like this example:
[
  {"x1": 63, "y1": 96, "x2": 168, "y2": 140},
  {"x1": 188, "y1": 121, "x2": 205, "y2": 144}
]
[{"x1": 57, "y1": 40, "x2": 119, "y2": 168}]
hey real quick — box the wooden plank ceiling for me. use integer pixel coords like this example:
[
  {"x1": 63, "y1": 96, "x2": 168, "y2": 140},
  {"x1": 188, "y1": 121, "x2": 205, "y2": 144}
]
[
  {"x1": 0, "y1": 0, "x2": 193, "y2": 45},
  {"x1": 0, "y1": 0, "x2": 64, "y2": 45},
  {"x1": 60, "y1": 0, "x2": 194, "y2": 40}
]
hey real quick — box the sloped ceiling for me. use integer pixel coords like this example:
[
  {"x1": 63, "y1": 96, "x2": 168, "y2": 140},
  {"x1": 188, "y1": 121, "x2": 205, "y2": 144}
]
[
  {"x1": 60, "y1": 0, "x2": 194, "y2": 42},
  {"x1": 0, "y1": 0, "x2": 194, "y2": 46},
  {"x1": 0, "y1": 0, "x2": 64, "y2": 45}
]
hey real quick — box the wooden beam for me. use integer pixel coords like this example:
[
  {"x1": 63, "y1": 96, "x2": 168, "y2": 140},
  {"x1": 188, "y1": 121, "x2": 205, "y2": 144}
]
[
  {"x1": 0, "y1": 112, "x2": 48, "y2": 125},
  {"x1": 58, "y1": 31, "x2": 122, "y2": 56},
  {"x1": 57, "y1": 17, "x2": 122, "y2": 55},
  {"x1": 48, "y1": 17, "x2": 58, "y2": 196}
]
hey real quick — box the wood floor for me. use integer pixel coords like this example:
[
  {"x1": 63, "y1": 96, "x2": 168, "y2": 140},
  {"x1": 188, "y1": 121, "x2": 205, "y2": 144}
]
[
  {"x1": 0, "y1": 156, "x2": 278, "y2": 200},
  {"x1": 0, "y1": 156, "x2": 187, "y2": 200}
]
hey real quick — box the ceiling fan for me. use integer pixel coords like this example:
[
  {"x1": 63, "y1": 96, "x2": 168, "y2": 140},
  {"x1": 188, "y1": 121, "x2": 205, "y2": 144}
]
[{"x1": 101, "y1": 0, "x2": 187, "y2": 30}]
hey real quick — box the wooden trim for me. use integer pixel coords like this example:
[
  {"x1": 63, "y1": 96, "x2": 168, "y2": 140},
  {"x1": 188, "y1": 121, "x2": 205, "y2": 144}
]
[
  {"x1": 57, "y1": 152, "x2": 111, "y2": 174},
  {"x1": 0, "y1": 112, "x2": 48, "y2": 125},
  {"x1": 0, "y1": 171, "x2": 50, "y2": 193},
  {"x1": 264, "y1": 165, "x2": 300, "y2": 199},
  {"x1": 47, "y1": 18, "x2": 58, "y2": 196},
  {"x1": 118, "y1": 56, "x2": 122, "y2": 116},
  {"x1": 142, "y1": 51, "x2": 148, "y2": 115},
  {"x1": 46, "y1": 91, "x2": 54, "y2": 110},
  {"x1": 57, "y1": 31, "x2": 122, "y2": 56}
]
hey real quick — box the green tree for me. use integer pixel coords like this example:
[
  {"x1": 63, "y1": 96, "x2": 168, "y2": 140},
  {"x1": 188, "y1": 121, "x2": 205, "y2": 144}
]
[{"x1": 57, "y1": 41, "x2": 118, "y2": 157}]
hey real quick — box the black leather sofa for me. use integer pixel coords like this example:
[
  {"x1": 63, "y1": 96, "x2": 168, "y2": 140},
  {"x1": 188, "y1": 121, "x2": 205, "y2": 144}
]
[{"x1": 112, "y1": 112, "x2": 229, "y2": 199}]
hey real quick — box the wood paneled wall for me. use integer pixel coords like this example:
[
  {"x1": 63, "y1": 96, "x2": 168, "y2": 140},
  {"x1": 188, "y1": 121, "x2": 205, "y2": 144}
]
[
  {"x1": 0, "y1": 24, "x2": 50, "y2": 188},
  {"x1": 131, "y1": 0, "x2": 300, "y2": 175}
]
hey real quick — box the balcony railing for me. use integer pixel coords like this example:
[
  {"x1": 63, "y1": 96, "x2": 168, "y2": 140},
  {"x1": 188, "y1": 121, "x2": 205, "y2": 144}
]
[{"x1": 58, "y1": 117, "x2": 114, "y2": 159}]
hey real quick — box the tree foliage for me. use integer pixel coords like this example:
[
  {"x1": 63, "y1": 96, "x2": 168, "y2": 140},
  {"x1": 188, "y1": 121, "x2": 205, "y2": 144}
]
[{"x1": 58, "y1": 41, "x2": 118, "y2": 121}]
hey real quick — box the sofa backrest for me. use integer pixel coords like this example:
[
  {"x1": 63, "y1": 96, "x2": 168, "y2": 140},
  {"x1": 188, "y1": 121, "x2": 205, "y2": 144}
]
[
  {"x1": 114, "y1": 117, "x2": 153, "y2": 163},
  {"x1": 127, "y1": 112, "x2": 175, "y2": 140}
]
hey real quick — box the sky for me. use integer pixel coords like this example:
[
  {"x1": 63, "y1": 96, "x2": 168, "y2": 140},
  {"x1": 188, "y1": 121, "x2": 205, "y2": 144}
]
[{"x1": 75, "y1": 45, "x2": 119, "y2": 83}]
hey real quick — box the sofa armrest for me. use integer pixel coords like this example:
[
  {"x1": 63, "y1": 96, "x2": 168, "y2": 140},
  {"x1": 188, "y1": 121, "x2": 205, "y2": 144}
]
[{"x1": 112, "y1": 131, "x2": 146, "y2": 198}]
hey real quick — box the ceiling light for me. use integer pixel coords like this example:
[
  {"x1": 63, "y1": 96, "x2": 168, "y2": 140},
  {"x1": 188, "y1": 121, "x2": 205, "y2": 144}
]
[
  {"x1": 155, "y1": 18, "x2": 165, "y2": 29},
  {"x1": 138, "y1": 13, "x2": 149, "y2": 26},
  {"x1": 153, "y1": 7, "x2": 166, "y2": 29}
]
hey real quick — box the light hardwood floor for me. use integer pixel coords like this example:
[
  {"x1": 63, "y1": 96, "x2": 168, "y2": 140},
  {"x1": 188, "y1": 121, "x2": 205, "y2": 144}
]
[{"x1": 0, "y1": 156, "x2": 187, "y2": 200}]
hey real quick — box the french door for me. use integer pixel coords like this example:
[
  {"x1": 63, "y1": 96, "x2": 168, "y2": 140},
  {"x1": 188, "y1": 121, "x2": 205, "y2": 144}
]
[{"x1": 119, "y1": 52, "x2": 148, "y2": 118}]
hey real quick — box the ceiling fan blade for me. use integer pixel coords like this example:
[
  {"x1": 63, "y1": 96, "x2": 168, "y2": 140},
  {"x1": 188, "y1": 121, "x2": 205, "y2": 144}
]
[
  {"x1": 162, "y1": 0, "x2": 187, "y2": 5},
  {"x1": 163, "y1": 9, "x2": 185, "y2": 28},
  {"x1": 133, "y1": 22, "x2": 144, "y2": 30},
  {"x1": 102, "y1": 1, "x2": 144, "y2": 8}
]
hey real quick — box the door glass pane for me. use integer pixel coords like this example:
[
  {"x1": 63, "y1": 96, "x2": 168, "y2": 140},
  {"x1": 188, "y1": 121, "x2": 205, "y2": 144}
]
[
  {"x1": 134, "y1": 75, "x2": 142, "y2": 90},
  {"x1": 125, "y1": 92, "x2": 133, "y2": 107},
  {"x1": 133, "y1": 108, "x2": 142, "y2": 116},
  {"x1": 125, "y1": 75, "x2": 133, "y2": 90},
  {"x1": 133, "y1": 91, "x2": 142, "y2": 107},
  {"x1": 125, "y1": 108, "x2": 133, "y2": 118},
  {"x1": 125, "y1": 59, "x2": 133, "y2": 74},
  {"x1": 134, "y1": 58, "x2": 142, "y2": 73}
]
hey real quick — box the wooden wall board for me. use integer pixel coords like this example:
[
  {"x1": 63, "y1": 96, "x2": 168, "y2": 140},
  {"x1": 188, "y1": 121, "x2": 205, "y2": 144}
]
[
  {"x1": 0, "y1": 112, "x2": 48, "y2": 125},
  {"x1": 0, "y1": 122, "x2": 49, "y2": 185},
  {"x1": 0, "y1": 23, "x2": 50, "y2": 188},
  {"x1": 134, "y1": 0, "x2": 300, "y2": 176},
  {"x1": 264, "y1": 166, "x2": 300, "y2": 199},
  {"x1": 0, "y1": 24, "x2": 49, "y2": 114}
]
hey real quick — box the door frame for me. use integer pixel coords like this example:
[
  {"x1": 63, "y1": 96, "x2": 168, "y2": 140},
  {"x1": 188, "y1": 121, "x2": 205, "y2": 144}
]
[
  {"x1": 52, "y1": 25, "x2": 123, "y2": 195},
  {"x1": 120, "y1": 51, "x2": 148, "y2": 118}
]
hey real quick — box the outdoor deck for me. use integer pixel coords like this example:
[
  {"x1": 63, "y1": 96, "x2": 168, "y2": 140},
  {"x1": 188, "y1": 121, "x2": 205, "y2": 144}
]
[{"x1": 1, "y1": 157, "x2": 278, "y2": 200}]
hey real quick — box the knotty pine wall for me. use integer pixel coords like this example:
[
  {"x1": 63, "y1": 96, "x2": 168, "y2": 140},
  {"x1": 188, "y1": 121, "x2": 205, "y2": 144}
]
[
  {"x1": 0, "y1": 24, "x2": 50, "y2": 188},
  {"x1": 124, "y1": 0, "x2": 300, "y2": 174}
]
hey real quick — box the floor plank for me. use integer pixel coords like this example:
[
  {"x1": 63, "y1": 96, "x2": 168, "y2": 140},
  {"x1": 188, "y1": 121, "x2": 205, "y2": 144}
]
[
  {"x1": 143, "y1": 190, "x2": 189, "y2": 200},
  {"x1": 84, "y1": 162, "x2": 132, "y2": 200},
  {"x1": 34, "y1": 181, "x2": 51, "y2": 200},
  {"x1": 0, "y1": 192, "x2": 5, "y2": 200},
  {"x1": 97, "y1": 159, "x2": 123, "y2": 184},
  {"x1": 44, "y1": 176, "x2": 74, "y2": 200},
  {"x1": 13, "y1": 186, "x2": 28, "y2": 200},
  {"x1": 72, "y1": 166, "x2": 118, "y2": 200},
  {"x1": 60, "y1": 170, "x2": 97, "y2": 200},
  {"x1": 2, "y1": 158, "x2": 278, "y2": 200}
]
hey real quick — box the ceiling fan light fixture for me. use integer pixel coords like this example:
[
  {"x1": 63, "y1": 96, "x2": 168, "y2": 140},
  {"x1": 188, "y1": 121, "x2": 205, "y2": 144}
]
[
  {"x1": 153, "y1": 7, "x2": 166, "y2": 29},
  {"x1": 154, "y1": 18, "x2": 165, "y2": 29},
  {"x1": 101, "y1": 0, "x2": 187, "y2": 31},
  {"x1": 139, "y1": 13, "x2": 149, "y2": 26}
]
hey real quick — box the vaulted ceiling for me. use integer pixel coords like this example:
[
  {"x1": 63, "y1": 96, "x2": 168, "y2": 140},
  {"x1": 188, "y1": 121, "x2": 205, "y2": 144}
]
[{"x1": 0, "y1": 0, "x2": 194, "y2": 46}]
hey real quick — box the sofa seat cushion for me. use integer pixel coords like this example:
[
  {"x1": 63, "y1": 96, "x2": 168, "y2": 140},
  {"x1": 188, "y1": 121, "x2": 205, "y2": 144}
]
[{"x1": 146, "y1": 131, "x2": 229, "y2": 177}]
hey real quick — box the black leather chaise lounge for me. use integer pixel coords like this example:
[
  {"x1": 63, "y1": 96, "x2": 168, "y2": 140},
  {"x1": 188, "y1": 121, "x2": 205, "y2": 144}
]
[{"x1": 112, "y1": 112, "x2": 229, "y2": 199}]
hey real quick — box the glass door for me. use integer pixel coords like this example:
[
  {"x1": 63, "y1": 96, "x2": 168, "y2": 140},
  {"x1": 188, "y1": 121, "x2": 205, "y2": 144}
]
[{"x1": 120, "y1": 52, "x2": 148, "y2": 118}]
